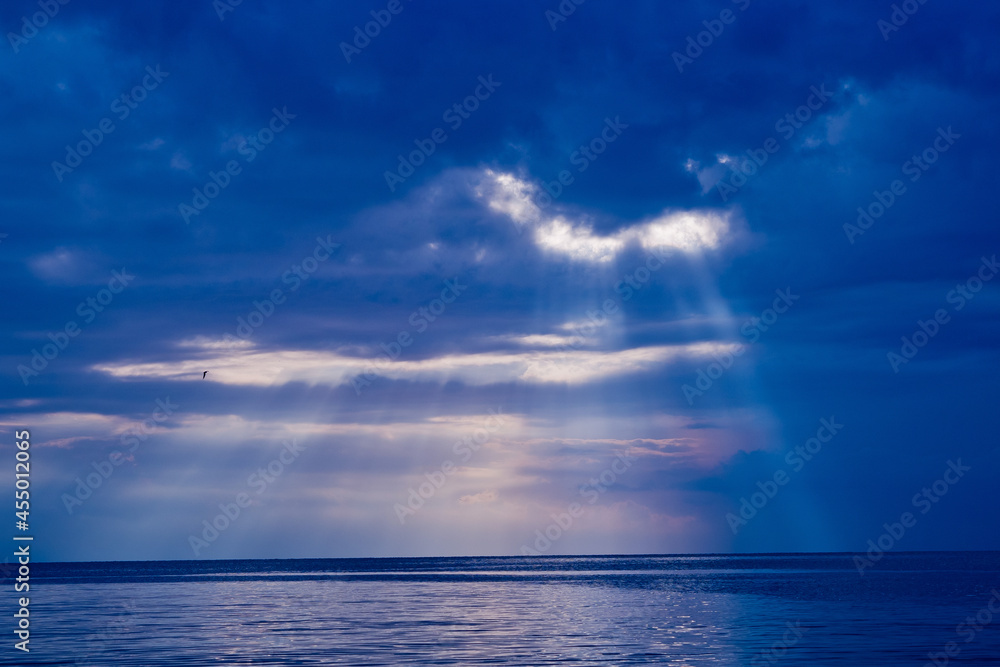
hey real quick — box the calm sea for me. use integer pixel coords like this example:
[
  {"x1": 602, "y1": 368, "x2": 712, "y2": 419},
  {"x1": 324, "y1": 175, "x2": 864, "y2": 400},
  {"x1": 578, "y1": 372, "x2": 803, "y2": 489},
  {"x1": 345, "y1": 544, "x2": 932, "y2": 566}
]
[{"x1": 4, "y1": 552, "x2": 999, "y2": 665}]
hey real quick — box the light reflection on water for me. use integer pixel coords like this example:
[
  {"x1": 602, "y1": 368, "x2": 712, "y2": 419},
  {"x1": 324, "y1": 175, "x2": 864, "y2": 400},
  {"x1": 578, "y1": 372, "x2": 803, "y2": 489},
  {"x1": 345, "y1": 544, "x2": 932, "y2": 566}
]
[{"x1": 6, "y1": 553, "x2": 1000, "y2": 666}]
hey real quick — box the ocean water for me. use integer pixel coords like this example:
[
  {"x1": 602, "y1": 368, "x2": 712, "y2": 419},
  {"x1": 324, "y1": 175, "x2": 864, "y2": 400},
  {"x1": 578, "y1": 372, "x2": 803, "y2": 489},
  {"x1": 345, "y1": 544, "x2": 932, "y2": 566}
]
[{"x1": 5, "y1": 552, "x2": 1000, "y2": 665}]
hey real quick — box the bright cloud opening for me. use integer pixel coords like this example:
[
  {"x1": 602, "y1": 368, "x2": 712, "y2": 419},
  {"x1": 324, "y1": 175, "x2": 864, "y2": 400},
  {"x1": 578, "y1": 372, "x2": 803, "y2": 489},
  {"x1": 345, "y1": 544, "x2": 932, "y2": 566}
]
[{"x1": 477, "y1": 169, "x2": 733, "y2": 263}]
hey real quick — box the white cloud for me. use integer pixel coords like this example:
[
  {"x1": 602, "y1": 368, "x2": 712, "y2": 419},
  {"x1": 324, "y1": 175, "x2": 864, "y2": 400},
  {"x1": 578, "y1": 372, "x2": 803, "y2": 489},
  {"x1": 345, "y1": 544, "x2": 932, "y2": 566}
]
[
  {"x1": 533, "y1": 210, "x2": 729, "y2": 263},
  {"x1": 497, "y1": 333, "x2": 587, "y2": 348},
  {"x1": 476, "y1": 169, "x2": 733, "y2": 263},
  {"x1": 92, "y1": 338, "x2": 739, "y2": 388},
  {"x1": 477, "y1": 170, "x2": 541, "y2": 227},
  {"x1": 534, "y1": 217, "x2": 626, "y2": 262},
  {"x1": 636, "y1": 211, "x2": 728, "y2": 253}
]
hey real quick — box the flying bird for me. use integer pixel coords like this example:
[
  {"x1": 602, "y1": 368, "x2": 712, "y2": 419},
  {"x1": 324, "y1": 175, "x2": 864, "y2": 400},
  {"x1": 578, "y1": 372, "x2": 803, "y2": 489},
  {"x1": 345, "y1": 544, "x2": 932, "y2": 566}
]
[{"x1": 203, "y1": 371, "x2": 209, "y2": 379}]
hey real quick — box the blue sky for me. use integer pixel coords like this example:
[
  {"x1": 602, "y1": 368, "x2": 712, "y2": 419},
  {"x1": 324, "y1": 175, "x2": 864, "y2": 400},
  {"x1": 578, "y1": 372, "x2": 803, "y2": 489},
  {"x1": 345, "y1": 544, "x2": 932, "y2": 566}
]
[{"x1": 1, "y1": 0, "x2": 998, "y2": 562}]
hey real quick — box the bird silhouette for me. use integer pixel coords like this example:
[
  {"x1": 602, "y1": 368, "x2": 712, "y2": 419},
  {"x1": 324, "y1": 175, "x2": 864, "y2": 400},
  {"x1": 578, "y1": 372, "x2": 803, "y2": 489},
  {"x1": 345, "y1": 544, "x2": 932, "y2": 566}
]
[{"x1": 203, "y1": 371, "x2": 209, "y2": 379}]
